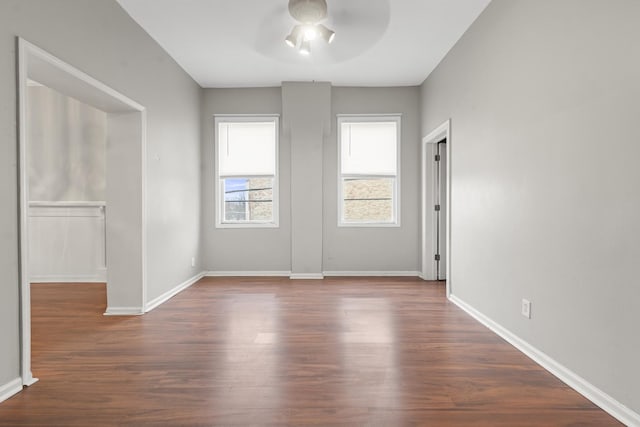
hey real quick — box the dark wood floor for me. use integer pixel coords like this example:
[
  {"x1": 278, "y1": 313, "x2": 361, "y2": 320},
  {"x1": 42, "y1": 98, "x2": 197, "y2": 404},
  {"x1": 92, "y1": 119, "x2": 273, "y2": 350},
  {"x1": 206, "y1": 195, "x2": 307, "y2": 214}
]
[{"x1": 0, "y1": 278, "x2": 619, "y2": 426}]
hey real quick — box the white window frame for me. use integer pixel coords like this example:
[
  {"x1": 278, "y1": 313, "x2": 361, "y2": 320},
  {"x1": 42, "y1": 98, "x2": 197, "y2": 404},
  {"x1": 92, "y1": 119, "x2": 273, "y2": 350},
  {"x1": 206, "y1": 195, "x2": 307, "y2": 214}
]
[
  {"x1": 337, "y1": 114, "x2": 401, "y2": 227},
  {"x1": 214, "y1": 114, "x2": 280, "y2": 228}
]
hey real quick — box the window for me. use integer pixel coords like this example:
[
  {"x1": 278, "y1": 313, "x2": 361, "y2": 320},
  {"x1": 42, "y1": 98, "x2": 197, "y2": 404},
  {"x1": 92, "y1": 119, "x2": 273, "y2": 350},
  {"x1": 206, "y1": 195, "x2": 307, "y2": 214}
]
[
  {"x1": 215, "y1": 116, "x2": 279, "y2": 227},
  {"x1": 338, "y1": 115, "x2": 400, "y2": 226}
]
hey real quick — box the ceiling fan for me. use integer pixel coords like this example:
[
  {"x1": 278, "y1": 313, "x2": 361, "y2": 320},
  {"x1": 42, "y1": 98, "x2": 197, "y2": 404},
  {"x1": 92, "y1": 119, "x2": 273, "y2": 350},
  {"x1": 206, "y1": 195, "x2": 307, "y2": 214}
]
[{"x1": 284, "y1": 0, "x2": 336, "y2": 56}]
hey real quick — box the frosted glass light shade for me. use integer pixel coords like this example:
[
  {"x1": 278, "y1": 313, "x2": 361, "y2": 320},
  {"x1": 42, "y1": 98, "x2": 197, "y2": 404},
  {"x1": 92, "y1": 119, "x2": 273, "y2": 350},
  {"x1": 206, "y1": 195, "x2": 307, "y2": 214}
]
[
  {"x1": 317, "y1": 24, "x2": 335, "y2": 43},
  {"x1": 299, "y1": 39, "x2": 311, "y2": 55}
]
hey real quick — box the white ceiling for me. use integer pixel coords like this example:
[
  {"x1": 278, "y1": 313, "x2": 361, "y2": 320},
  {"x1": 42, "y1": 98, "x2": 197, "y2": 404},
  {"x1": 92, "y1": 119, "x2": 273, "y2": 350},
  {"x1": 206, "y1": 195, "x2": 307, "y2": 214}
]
[{"x1": 116, "y1": 0, "x2": 491, "y2": 88}]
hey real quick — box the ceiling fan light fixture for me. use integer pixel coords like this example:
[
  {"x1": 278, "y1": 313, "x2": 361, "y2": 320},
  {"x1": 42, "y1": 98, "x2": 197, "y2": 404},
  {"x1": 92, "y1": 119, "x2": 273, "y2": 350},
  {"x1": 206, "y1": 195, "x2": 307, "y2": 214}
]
[
  {"x1": 285, "y1": 0, "x2": 334, "y2": 55},
  {"x1": 317, "y1": 24, "x2": 335, "y2": 43}
]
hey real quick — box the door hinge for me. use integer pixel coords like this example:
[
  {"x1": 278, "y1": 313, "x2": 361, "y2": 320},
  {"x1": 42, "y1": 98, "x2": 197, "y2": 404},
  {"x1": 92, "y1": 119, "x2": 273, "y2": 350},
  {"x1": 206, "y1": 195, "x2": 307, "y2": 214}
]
[
  {"x1": 434, "y1": 154, "x2": 441, "y2": 161},
  {"x1": 434, "y1": 204, "x2": 441, "y2": 211},
  {"x1": 435, "y1": 254, "x2": 441, "y2": 261}
]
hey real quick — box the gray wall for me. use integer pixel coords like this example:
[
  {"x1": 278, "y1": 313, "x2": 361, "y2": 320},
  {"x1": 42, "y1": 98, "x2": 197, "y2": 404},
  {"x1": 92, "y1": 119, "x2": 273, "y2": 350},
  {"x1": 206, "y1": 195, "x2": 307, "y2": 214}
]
[
  {"x1": 284, "y1": 82, "x2": 331, "y2": 276},
  {"x1": 28, "y1": 85, "x2": 106, "y2": 202},
  {"x1": 0, "y1": 0, "x2": 201, "y2": 387},
  {"x1": 325, "y1": 87, "x2": 420, "y2": 272},
  {"x1": 420, "y1": 0, "x2": 640, "y2": 414},
  {"x1": 202, "y1": 86, "x2": 421, "y2": 274},
  {"x1": 201, "y1": 87, "x2": 291, "y2": 272}
]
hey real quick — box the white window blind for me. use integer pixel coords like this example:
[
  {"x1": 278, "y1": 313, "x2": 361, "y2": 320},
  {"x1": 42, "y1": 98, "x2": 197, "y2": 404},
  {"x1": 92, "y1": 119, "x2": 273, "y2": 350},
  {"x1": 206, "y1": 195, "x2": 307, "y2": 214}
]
[
  {"x1": 337, "y1": 116, "x2": 400, "y2": 226},
  {"x1": 218, "y1": 122, "x2": 276, "y2": 176},
  {"x1": 340, "y1": 121, "x2": 397, "y2": 176}
]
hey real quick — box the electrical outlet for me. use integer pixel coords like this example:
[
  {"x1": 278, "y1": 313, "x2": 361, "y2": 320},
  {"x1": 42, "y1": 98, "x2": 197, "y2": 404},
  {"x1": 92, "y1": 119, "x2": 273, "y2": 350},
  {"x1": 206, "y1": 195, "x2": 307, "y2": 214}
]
[
  {"x1": 521, "y1": 299, "x2": 531, "y2": 319},
  {"x1": 191, "y1": 257, "x2": 195, "y2": 267}
]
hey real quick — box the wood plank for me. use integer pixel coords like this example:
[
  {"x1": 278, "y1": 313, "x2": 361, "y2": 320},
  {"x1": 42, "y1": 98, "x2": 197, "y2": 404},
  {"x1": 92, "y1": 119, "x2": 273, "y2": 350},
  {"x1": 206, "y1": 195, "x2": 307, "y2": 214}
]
[{"x1": 0, "y1": 278, "x2": 621, "y2": 426}]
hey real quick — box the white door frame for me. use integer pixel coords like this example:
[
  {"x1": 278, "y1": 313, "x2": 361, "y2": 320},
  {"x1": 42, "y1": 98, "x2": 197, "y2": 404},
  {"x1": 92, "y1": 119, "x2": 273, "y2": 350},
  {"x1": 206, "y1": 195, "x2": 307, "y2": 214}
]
[
  {"x1": 17, "y1": 38, "x2": 147, "y2": 386},
  {"x1": 421, "y1": 119, "x2": 452, "y2": 297}
]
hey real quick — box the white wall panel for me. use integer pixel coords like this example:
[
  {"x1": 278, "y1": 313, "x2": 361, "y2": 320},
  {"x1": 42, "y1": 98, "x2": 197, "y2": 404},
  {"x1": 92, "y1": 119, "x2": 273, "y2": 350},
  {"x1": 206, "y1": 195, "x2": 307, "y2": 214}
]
[{"x1": 28, "y1": 203, "x2": 106, "y2": 283}]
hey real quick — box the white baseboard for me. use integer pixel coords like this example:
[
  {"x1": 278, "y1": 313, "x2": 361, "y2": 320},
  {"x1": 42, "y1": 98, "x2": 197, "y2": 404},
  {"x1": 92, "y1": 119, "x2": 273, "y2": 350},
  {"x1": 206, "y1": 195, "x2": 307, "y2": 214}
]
[
  {"x1": 103, "y1": 306, "x2": 144, "y2": 316},
  {"x1": 290, "y1": 273, "x2": 324, "y2": 279},
  {"x1": 145, "y1": 272, "x2": 204, "y2": 312},
  {"x1": 449, "y1": 294, "x2": 640, "y2": 427},
  {"x1": 205, "y1": 271, "x2": 291, "y2": 277},
  {"x1": 31, "y1": 272, "x2": 106, "y2": 283},
  {"x1": 204, "y1": 271, "x2": 421, "y2": 279},
  {"x1": 323, "y1": 271, "x2": 421, "y2": 277},
  {"x1": 22, "y1": 372, "x2": 38, "y2": 387},
  {"x1": 0, "y1": 378, "x2": 23, "y2": 404}
]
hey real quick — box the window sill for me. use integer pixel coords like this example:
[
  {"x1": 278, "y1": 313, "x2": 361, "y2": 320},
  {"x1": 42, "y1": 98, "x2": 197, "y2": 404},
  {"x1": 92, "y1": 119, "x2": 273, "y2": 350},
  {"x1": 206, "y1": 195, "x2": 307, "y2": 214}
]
[
  {"x1": 338, "y1": 222, "x2": 400, "y2": 228},
  {"x1": 216, "y1": 222, "x2": 279, "y2": 229}
]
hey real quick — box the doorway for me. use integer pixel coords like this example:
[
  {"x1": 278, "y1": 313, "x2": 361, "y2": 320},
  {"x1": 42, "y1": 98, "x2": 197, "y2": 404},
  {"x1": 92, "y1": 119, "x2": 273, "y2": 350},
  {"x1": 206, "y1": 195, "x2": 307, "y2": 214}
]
[
  {"x1": 17, "y1": 39, "x2": 147, "y2": 386},
  {"x1": 434, "y1": 139, "x2": 447, "y2": 281},
  {"x1": 421, "y1": 120, "x2": 451, "y2": 295}
]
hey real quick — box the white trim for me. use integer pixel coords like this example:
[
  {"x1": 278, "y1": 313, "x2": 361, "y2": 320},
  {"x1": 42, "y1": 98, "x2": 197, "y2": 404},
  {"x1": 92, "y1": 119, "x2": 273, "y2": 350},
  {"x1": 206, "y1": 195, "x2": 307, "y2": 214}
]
[
  {"x1": 214, "y1": 115, "x2": 280, "y2": 228},
  {"x1": 28, "y1": 205, "x2": 105, "y2": 218},
  {"x1": 140, "y1": 110, "x2": 148, "y2": 316},
  {"x1": 0, "y1": 378, "x2": 23, "y2": 404},
  {"x1": 145, "y1": 272, "x2": 204, "y2": 312},
  {"x1": 203, "y1": 271, "x2": 422, "y2": 278},
  {"x1": 26, "y1": 78, "x2": 43, "y2": 87},
  {"x1": 31, "y1": 273, "x2": 107, "y2": 283},
  {"x1": 205, "y1": 271, "x2": 292, "y2": 277},
  {"x1": 29, "y1": 201, "x2": 106, "y2": 208},
  {"x1": 214, "y1": 114, "x2": 281, "y2": 118},
  {"x1": 216, "y1": 221, "x2": 279, "y2": 229},
  {"x1": 323, "y1": 271, "x2": 420, "y2": 277},
  {"x1": 421, "y1": 119, "x2": 451, "y2": 296},
  {"x1": 449, "y1": 294, "x2": 640, "y2": 427},
  {"x1": 19, "y1": 40, "x2": 144, "y2": 110},
  {"x1": 18, "y1": 38, "x2": 147, "y2": 387},
  {"x1": 338, "y1": 221, "x2": 400, "y2": 228},
  {"x1": 336, "y1": 113, "x2": 403, "y2": 117},
  {"x1": 17, "y1": 38, "x2": 35, "y2": 388},
  {"x1": 290, "y1": 273, "x2": 325, "y2": 280},
  {"x1": 337, "y1": 115, "x2": 401, "y2": 227},
  {"x1": 103, "y1": 307, "x2": 144, "y2": 316}
]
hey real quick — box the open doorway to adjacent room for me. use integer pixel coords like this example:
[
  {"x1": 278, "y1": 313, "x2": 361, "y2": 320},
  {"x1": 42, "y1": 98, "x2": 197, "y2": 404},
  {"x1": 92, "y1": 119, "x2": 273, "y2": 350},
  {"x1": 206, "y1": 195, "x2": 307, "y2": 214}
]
[
  {"x1": 421, "y1": 120, "x2": 451, "y2": 295},
  {"x1": 17, "y1": 39, "x2": 147, "y2": 387}
]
